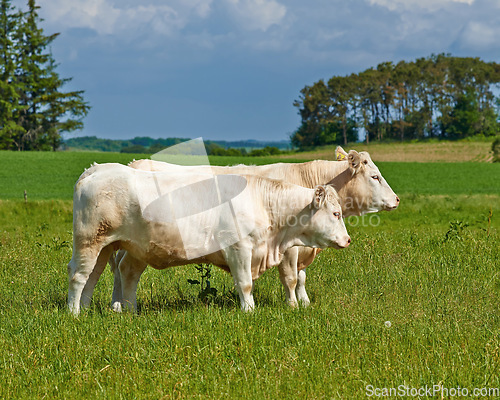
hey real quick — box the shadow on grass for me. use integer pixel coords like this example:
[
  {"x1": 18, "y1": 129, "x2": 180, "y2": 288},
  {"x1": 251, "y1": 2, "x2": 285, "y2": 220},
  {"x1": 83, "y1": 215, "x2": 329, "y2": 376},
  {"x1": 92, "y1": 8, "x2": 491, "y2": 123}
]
[
  {"x1": 122, "y1": 286, "x2": 285, "y2": 314},
  {"x1": 139, "y1": 290, "x2": 240, "y2": 313},
  {"x1": 46, "y1": 280, "x2": 287, "y2": 315}
]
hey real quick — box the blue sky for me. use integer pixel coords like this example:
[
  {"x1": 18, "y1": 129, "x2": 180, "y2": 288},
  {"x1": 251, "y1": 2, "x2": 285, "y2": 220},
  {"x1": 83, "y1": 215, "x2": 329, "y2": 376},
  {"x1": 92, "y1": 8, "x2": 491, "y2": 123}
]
[{"x1": 15, "y1": 0, "x2": 500, "y2": 142}]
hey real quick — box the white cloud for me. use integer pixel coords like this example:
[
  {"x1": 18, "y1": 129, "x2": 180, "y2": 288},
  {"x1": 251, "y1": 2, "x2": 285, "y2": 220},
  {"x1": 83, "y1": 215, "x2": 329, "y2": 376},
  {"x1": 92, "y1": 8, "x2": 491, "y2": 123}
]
[
  {"x1": 37, "y1": 0, "x2": 213, "y2": 36},
  {"x1": 224, "y1": 0, "x2": 287, "y2": 31},
  {"x1": 368, "y1": 0, "x2": 474, "y2": 11},
  {"x1": 457, "y1": 21, "x2": 500, "y2": 50}
]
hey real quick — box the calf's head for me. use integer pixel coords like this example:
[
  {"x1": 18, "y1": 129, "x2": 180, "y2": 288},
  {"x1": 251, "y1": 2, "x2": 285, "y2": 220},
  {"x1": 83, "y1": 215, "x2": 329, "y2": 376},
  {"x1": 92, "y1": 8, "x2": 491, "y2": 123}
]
[
  {"x1": 298, "y1": 185, "x2": 351, "y2": 249},
  {"x1": 335, "y1": 146, "x2": 400, "y2": 216}
]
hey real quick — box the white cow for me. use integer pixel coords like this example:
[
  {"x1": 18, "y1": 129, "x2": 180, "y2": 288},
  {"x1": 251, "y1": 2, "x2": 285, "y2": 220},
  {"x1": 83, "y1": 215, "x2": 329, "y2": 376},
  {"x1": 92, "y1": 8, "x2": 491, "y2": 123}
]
[
  {"x1": 107, "y1": 146, "x2": 399, "y2": 311},
  {"x1": 68, "y1": 163, "x2": 350, "y2": 315}
]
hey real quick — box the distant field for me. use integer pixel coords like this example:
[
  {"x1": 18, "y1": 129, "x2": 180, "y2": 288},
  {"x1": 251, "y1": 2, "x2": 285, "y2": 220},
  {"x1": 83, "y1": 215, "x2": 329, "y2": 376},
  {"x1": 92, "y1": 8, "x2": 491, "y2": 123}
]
[
  {"x1": 0, "y1": 151, "x2": 301, "y2": 200},
  {"x1": 0, "y1": 149, "x2": 499, "y2": 200},
  {"x1": 281, "y1": 139, "x2": 495, "y2": 163}
]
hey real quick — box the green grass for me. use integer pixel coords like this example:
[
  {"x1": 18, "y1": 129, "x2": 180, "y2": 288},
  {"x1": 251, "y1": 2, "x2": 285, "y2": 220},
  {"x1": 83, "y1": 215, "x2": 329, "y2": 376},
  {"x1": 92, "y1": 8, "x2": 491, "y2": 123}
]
[
  {"x1": 0, "y1": 150, "x2": 499, "y2": 200},
  {"x1": 0, "y1": 151, "x2": 499, "y2": 398},
  {"x1": 0, "y1": 151, "x2": 302, "y2": 200},
  {"x1": 377, "y1": 162, "x2": 500, "y2": 195},
  {"x1": 0, "y1": 196, "x2": 498, "y2": 398}
]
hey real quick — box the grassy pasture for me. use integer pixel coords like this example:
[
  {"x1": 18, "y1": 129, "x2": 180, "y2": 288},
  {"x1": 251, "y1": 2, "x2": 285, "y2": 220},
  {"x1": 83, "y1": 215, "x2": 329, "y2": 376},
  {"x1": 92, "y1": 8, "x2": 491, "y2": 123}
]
[
  {"x1": 280, "y1": 139, "x2": 495, "y2": 163},
  {"x1": 0, "y1": 150, "x2": 302, "y2": 200},
  {"x1": 0, "y1": 150, "x2": 499, "y2": 200},
  {"x1": 0, "y1": 149, "x2": 499, "y2": 398}
]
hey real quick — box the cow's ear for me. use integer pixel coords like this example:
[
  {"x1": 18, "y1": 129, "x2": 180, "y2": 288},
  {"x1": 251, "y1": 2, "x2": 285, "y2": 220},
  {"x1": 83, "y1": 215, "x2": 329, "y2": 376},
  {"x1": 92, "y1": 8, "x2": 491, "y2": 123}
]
[
  {"x1": 348, "y1": 150, "x2": 361, "y2": 171},
  {"x1": 336, "y1": 146, "x2": 348, "y2": 161},
  {"x1": 313, "y1": 185, "x2": 326, "y2": 209}
]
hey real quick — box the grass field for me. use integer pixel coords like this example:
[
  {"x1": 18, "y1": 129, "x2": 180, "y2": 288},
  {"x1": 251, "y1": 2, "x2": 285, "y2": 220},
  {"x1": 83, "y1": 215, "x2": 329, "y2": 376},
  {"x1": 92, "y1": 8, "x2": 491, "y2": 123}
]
[
  {"x1": 280, "y1": 139, "x2": 495, "y2": 163},
  {"x1": 0, "y1": 147, "x2": 499, "y2": 398},
  {"x1": 0, "y1": 151, "x2": 303, "y2": 200},
  {"x1": 1, "y1": 150, "x2": 499, "y2": 200}
]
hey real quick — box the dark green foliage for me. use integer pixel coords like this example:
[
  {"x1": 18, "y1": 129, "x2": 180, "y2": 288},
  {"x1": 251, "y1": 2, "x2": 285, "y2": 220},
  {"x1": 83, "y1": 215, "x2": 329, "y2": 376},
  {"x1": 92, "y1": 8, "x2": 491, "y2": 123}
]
[
  {"x1": 493, "y1": 136, "x2": 500, "y2": 162},
  {"x1": 444, "y1": 220, "x2": 469, "y2": 242},
  {"x1": 209, "y1": 146, "x2": 245, "y2": 156},
  {"x1": 63, "y1": 135, "x2": 289, "y2": 156},
  {"x1": 248, "y1": 146, "x2": 282, "y2": 157},
  {"x1": 119, "y1": 138, "x2": 190, "y2": 154},
  {"x1": 441, "y1": 89, "x2": 499, "y2": 139},
  {"x1": 210, "y1": 139, "x2": 290, "y2": 150},
  {"x1": 0, "y1": 0, "x2": 89, "y2": 151},
  {"x1": 62, "y1": 136, "x2": 126, "y2": 152},
  {"x1": 62, "y1": 136, "x2": 190, "y2": 153},
  {"x1": 204, "y1": 141, "x2": 285, "y2": 157},
  {"x1": 292, "y1": 54, "x2": 500, "y2": 149},
  {"x1": 187, "y1": 264, "x2": 218, "y2": 303},
  {"x1": 291, "y1": 120, "x2": 357, "y2": 148},
  {"x1": 120, "y1": 144, "x2": 147, "y2": 153}
]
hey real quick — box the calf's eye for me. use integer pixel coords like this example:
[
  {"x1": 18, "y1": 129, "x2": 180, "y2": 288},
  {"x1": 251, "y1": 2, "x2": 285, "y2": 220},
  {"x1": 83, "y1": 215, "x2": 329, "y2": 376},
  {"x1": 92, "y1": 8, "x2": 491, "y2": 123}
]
[
  {"x1": 333, "y1": 212, "x2": 340, "y2": 218},
  {"x1": 372, "y1": 175, "x2": 379, "y2": 181}
]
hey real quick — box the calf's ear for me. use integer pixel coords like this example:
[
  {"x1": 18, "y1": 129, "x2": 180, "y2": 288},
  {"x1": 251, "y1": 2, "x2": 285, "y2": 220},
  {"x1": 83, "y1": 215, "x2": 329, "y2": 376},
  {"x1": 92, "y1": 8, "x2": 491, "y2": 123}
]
[
  {"x1": 335, "y1": 146, "x2": 348, "y2": 161},
  {"x1": 348, "y1": 150, "x2": 361, "y2": 171},
  {"x1": 313, "y1": 185, "x2": 326, "y2": 209}
]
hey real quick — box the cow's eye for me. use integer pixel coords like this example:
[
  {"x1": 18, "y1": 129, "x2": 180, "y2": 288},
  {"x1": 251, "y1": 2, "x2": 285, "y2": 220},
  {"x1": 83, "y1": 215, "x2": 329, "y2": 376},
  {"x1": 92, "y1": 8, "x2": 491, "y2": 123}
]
[
  {"x1": 372, "y1": 175, "x2": 379, "y2": 181},
  {"x1": 333, "y1": 212, "x2": 340, "y2": 218}
]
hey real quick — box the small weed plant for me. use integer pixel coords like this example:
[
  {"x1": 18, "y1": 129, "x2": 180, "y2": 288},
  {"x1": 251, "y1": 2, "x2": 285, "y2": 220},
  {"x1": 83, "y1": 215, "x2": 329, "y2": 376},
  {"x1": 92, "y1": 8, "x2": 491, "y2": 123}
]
[{"x1": 187, "y1": 263, "x2": 218, "y2": 303}]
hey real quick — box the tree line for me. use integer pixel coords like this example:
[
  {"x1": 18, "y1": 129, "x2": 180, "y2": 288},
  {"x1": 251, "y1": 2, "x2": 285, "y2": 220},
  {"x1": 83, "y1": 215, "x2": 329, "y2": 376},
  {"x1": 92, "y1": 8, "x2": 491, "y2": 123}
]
[
  {"x1": 292, "y1": 54, "x2": 500, "y2": 148},
  {"x1": 0, "y1": 0, "x2": 88, "y2": 151},
  {"x1": 63, "y1": 136, "x2": 190, "y2": 153},
  {"x1": 119, "y1": 139, "x2": 285, "y2": 157},
  {"x1": 63, "y1": 135, "x2": 287, "y2": 157}
]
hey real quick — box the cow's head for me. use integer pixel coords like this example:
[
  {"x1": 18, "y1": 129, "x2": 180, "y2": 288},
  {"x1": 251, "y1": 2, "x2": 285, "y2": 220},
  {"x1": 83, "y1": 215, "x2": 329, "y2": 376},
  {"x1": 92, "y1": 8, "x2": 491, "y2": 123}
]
[
  {"x1": 298, "y1": 185, "x2": 351, "y2": 249},
  {"x1": 334, "y1": 146, "x2": 400, "y2": 216}
]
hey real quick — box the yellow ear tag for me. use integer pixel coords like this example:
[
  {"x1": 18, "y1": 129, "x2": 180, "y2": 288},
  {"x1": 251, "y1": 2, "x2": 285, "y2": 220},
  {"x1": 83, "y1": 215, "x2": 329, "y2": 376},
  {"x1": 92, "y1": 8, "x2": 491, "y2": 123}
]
[{"x1": 336, "y1": 151, "x2": 346, "y2": 161}]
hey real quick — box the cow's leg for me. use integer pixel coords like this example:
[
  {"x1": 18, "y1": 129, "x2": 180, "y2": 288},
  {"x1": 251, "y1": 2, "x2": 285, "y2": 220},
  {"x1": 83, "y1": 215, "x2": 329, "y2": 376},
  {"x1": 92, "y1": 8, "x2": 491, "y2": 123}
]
[
  {"x1": 233, "y1": 266, "x2": 255, "y2": 312},
  {"x1": 277, "y1": 247, "x2": 299, "y2": 308},
  {"x1": 296, "y1": 268, "x2": 311, "y2": 307},
  {"x1": 119, "y1": 253, "x2": 147, "y2": 313},
  {"x1": 67, "y1": 247, "x2": 101, "y2": 315},
  {"x1": 111, "y1": 266, "x2": 123, "y2": 312},
  {"x1": 111, "y1": 269, "x2": 123, "y2": 312},
  {"x1": 80, "y1": 245, "x2": 114, "y2": 309},
  {"x1": 110, "y1": 250, "x2": 127, "y2": 312},
  {"x1": 226, "y1": 251, "x2": 254, "y2": 312}
]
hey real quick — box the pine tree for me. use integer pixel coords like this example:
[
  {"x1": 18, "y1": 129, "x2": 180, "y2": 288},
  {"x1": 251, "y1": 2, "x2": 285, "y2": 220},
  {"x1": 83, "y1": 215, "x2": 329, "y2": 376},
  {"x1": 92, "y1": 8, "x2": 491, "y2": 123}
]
[
  {"x1": 0, "y1": 0, "x2": 23, "y2": 149},
  {"x1": 0, "y1": 0, "x2": 89, "y2": 150}
]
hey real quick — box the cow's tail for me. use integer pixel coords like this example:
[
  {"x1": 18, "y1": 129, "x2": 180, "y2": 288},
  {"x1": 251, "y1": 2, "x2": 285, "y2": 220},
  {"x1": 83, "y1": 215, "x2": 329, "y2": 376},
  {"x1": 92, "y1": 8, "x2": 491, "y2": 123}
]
[
  {"x1": 109, "y1": 249, "x2": 127, "y2": 272},
  {"x1": 109, "y1": 250, "x2": 118, "y2": 273}
]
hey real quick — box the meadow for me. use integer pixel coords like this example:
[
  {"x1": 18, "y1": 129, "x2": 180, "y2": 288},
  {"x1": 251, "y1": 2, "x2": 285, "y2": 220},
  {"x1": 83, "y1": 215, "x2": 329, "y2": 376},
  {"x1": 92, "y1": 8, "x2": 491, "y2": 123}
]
[
  {"x1": 280, "y1": 137, "x2": 495, "y2": 163},
  {"x1": 0, "y1": 148, "x2": 499, "y2": 399}
]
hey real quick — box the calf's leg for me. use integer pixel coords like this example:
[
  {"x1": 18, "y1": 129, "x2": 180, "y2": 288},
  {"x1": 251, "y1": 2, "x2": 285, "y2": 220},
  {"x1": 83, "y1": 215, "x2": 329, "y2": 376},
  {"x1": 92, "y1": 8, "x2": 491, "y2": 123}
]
[
  {"x1": 296, "y1": 268, "x2": 310, "y2": 307},
  {"x1": 293, "y1": 247, "x2": 321, "y2": 307},
  {"x1": 277, "y1": 247, "x2": 299, "y2": 308}
]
